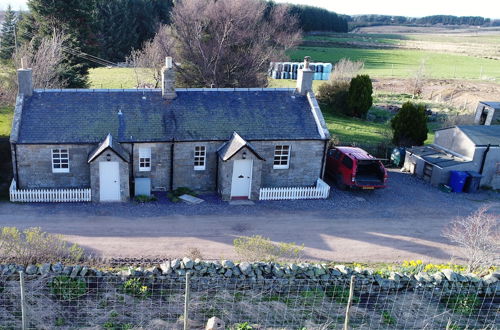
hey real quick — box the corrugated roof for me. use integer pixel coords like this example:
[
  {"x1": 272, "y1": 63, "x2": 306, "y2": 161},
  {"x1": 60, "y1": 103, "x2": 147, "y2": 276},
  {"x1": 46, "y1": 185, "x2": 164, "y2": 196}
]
[
  {"x1": 458, "y1": 125, "x2": 500, "y2": 146},
  {"x1": 16, "y1": 89, "x2": 324, "y2": 144}
]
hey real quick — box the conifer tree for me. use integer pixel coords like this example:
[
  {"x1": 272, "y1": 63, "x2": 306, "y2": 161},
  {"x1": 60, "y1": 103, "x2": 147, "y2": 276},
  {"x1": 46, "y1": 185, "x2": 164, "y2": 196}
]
[{"x1": 0, "y1": 5, "x2": 17, "y2": 60}]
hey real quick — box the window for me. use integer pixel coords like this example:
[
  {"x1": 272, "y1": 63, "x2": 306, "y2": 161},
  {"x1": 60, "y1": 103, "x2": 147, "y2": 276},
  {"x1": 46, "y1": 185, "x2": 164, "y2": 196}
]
[
  {"x1": 139, "y1": 147, "x2": 151, "y2": 171},
  {"x1": 341, "y1": 156, "x2": 353, "y2": 169},
  {"x1": 194, "y1": 146, "x2": 206, "y2": 170},
  {"x1": 52, "y1": 148, "x2": 69, "y2": 173},
  {"x1": 273, "y1": 145, "x2": 290, "y2": 169}
]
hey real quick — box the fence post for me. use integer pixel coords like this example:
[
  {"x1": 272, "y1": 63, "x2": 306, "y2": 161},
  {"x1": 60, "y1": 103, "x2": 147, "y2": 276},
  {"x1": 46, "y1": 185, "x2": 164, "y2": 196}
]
[
  {"x1": 184, "y1": 272, "x2": 191, "y2": 330},
  {"x1": 19, "y1": 271, "x2": 27, "y2": 330},
  {"x1": 343, "y1": 275, "x2": 355, "y2": 330}
]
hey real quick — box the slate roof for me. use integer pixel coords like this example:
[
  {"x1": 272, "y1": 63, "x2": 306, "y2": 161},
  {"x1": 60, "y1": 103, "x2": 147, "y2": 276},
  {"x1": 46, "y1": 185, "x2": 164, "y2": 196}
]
[
  {"x1": 217, "y1": 132, "x2": 264, "y2": 161},
  {"x1": 15, "y1": 89, "x2": 324, "y2": 144},
  {"x1": 458, "y1": 125, "x2": 500, "y2": 146},
  {"x1": 88, "y1": 134, "x2": 130, "y2": 163}
]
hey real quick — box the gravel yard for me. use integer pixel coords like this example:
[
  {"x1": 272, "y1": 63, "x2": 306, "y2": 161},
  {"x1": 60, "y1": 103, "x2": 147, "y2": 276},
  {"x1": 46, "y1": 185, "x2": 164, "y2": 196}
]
[{"x1": 0, "y1": 169, "x2": 498, "y2": 263}]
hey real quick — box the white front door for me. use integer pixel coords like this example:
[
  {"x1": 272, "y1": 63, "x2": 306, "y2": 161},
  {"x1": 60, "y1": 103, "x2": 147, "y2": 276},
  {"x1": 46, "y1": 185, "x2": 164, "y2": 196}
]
[
  {"x1": 99, "y1": 162, "x2": 121, "y2": 202},
  {"x1": 230, "y1": 159, "x2": 253, "y2": 198}
]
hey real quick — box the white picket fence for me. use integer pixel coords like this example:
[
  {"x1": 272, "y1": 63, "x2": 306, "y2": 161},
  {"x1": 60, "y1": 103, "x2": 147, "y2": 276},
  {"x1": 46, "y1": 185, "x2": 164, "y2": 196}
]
[
  {"x1": 9, "y1": 180, "x2": 91, "y2": 203},
  {"x1": 259, "y1": 178, "x2": 330, "y2": 201}
]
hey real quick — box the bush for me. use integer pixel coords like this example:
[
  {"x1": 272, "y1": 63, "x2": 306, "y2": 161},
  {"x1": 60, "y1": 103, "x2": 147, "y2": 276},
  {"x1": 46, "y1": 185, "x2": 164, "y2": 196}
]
[
  {"x1": 50, "y1": 275, "x2": 87, "y2": 300},
  {"x1": 442, "y1": 206, "x2": 499, "y2": 272},
  {"x1": 134, "y1": 194, "x2": 158, "y2": 203},
  {"x1": 0, "y1": 227, "x2": 85, "y2": 265},
  {"x1": 390, "y1": 102, "x2": 428, "y2": 147},
  {"x1": 317, "y1": 81, "x2": 349, "y2": 115},
  {"x1": 233, "y1": 235, "x2": 304, "y2": 262},
  {"x1": 347, "y1": 74, "x2": 373, "y2": 118},
  {"x1": 122, "y1": 278, "x2": 150, "y2": 299},
  {"x1": 167, "y1": 187, "x2": 197, "y2": 202}
]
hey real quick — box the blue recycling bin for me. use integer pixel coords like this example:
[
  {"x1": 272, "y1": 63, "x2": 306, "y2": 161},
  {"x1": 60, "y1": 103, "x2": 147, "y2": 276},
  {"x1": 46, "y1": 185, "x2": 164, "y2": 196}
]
[{"x1": 448, "y1": 171, "x2": 468, "y2": 192}]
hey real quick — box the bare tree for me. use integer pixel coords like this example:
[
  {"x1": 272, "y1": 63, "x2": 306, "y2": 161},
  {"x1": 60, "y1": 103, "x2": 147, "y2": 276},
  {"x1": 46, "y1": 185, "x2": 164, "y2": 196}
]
[
  {"x1": 443, "y1": 206, "x2": 499, "y2": 272},
  {"x1": 128, "y1": 25, "x2": 176, "y2": 88},
  {"x1": 408, "y1": 59, "x2": 427, "y2": 99},
  {"x1": 13, "y1": 32, "x2": 67, "y2": 89},
  {"x1": 130, "y1": 0, "x2": 301, "y2": 88},
  {"x1": 331, "y1": 58, "x2": 364, "y2": 83}
]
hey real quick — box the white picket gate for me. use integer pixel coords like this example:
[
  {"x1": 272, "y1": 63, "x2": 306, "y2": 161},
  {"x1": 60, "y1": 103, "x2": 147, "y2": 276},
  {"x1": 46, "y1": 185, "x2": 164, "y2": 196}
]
[
  {"x1": 259, "y1": 178, "x2": 330, "y2": 201},
  {"x1": 9, "y1": 180, "x2": 91, "y2": 203}
]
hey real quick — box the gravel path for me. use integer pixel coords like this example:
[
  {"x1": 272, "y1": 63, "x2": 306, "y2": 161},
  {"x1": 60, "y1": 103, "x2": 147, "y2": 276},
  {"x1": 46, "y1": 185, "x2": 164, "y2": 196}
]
[{"x1": 0, "y1": 170, "x2": 498, "y2": 263}]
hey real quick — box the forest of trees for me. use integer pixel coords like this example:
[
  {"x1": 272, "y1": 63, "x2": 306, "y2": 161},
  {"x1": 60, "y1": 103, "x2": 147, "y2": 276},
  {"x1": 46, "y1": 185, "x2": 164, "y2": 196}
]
[{"x1": 349, "y1": 14, "x2": 494, "y2": 29}]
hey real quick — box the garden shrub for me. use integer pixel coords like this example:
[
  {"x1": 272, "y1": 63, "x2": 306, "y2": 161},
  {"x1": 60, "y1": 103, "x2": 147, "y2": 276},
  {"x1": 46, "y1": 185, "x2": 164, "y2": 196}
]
[
  {"x1": 390, "y1": 102, "x2": 428, "y2": 147},
  {"x1": 50, "y1": 275, "x2": 87, "y2": 301},
  {"x1": 134, "y1": 194, "x2": 158, "y2": 203},
  {"x1": 317, "y1": 81, "x2": 350, "y2": 115},
  {"x1": 347, "y1": 74, "x2": 373, "y2": 118},
  {"x1": 233, "y1": 235, "x2": 304, "y2": 262},
  {"x1": 0, "y1": 226, "x2": 85, "y2": 265}
]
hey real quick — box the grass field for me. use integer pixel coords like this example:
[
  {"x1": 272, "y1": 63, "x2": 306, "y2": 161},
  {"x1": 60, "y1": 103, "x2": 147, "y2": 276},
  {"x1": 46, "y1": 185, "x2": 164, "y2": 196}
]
[
  {"x1": 289, "y1": 46, "x2": 500, "y2": 80},
  {"x1": 0, "y1": 106, "x2": 13, "y2": 138},
  {"x1": 88, "y1": 67, "x2": 154, "y2": 89}
]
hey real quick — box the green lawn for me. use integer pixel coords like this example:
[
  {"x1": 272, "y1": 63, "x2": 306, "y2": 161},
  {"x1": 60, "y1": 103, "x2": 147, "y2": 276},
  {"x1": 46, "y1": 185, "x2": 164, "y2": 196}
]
[
  {"x1": 88, "y1": 67, "x2": 155, "y2": 89},
  {"x1": 0, "y1": 106, "x2": 13, "y2": 138},
  {"x1": 289, "y1": 46, "x2": 500, "y2": 80}
]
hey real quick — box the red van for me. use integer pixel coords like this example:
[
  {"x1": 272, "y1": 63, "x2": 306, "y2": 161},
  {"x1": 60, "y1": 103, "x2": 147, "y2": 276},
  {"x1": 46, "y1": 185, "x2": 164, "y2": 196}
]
[{"x1": 326, "y1": 147, "x2": 388, "y2": 189}]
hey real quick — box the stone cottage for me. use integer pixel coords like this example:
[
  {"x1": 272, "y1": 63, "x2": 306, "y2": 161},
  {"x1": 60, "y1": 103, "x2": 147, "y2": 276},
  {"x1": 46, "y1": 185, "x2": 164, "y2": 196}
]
[{"x1": 10, "y1": 57, "x2": 330, "y2": 202}]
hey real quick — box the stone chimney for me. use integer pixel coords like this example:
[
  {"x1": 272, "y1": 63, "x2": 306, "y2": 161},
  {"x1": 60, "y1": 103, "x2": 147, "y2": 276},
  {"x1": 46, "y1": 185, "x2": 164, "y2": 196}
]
[
  {"x1": 296, "y1": 56, "x2": 313, "y2": 96},
  {"x1": 161, "y1": 56, "x2": 176, "y2": 99},
  {"x1": 17, "y1": 58, "x2": 33, "y2": 97}
]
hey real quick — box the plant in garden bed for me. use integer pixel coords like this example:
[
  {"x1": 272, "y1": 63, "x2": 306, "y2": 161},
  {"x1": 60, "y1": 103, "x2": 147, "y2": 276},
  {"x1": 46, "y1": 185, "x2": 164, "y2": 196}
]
[
  {"x1": 442, "y1": 294, "x2": 481, "y2": 316},
  {"x1": 122, "y1": 278, "x2": 150, "y2": 299},
  {"x1": 167, "y1": 187, "x2": 197, "y2": 202},
  {"x1": 233, "y1": 322, "x2": 253, "y2": 330},
  {"x1": 50, "y1": 275, "x2": 87, "y2": 301},
  {"x1": 381, "y1": 310, "x2": 396, "y2": 325},
  {"x1": 134, "y1": 194, "x2": 158, "y2": 203}
]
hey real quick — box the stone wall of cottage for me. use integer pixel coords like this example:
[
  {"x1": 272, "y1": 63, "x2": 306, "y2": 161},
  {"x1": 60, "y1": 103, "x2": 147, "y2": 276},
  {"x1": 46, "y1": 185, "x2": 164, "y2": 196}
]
[
  {"x1": 131, "y1": 142, "x2": 172, "y2": 192},
  {"x1": 172, "y1": 142, "x2": 220, "y2": 192},
  {"x1": 252, "y1": 140, "x2": 326, "y2": 188},
  {"x1": 15, "y1": 144, "x2": 94, "y2": 189}
]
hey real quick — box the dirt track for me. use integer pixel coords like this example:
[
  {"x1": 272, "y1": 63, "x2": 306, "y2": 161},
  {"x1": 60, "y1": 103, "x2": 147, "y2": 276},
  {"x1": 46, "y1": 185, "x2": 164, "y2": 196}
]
[{"x1": 0, "y1": 170, "x2": 498, "y2": 263}]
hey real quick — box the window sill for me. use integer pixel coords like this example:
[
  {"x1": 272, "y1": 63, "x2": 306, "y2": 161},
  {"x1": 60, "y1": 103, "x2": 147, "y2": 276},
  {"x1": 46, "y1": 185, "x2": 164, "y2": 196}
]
[
  {"x1": 273, "y1": 166, "x2": 289, "y2": 170},
  {"x1": 194, "y1": 166, "x2": 206, "y2": 171}
]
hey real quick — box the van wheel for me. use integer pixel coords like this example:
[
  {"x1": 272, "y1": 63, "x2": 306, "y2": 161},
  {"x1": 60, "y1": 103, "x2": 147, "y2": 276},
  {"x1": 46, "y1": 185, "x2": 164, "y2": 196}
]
[{"x1": 335, "y1": 175, "x2": 347, "y2": 190}]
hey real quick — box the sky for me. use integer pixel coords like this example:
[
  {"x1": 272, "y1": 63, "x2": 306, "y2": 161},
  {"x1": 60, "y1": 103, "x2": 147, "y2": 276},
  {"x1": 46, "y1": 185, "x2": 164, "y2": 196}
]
[{"x1": 1, "y1": 0, "x2": 499, "y2": 19}]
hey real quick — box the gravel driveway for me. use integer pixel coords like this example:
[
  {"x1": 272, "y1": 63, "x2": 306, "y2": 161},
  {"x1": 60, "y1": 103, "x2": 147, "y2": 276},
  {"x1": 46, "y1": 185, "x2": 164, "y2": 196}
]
[{"x1": 0, "y1": 170, "x2": 498, "y2": 263}]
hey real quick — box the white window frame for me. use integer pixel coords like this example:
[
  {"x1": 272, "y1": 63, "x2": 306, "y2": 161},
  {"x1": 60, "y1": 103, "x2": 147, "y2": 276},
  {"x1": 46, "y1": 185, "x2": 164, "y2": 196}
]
[
  {"x1": 51, "y1": 148, "x2": 70, "y2": 173},
  {"x1": 139, "y1": 147, "x2": 152, "y2": 172},
  {"x1": 273, "y1": 145, "x2": 290, "y2": 169},
  {"x1": 194, "y1": 145, "x2": 206, "y2": 171}
]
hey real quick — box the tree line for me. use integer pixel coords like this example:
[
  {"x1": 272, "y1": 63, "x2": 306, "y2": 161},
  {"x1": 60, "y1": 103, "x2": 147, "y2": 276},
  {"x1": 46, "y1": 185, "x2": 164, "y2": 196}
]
[{"x1": 349, "y1": 14, "x2": 496, "y2": 29}]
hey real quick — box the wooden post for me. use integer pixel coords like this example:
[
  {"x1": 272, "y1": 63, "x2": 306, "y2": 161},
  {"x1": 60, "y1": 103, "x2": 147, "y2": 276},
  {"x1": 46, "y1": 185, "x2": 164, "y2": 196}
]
[
  {"x1": 343, "y1": 275, "x2": 355, "y2": 330},
  {"x1": 19, "y1": 271, "x2": 27, "y2": 330},
  {"x1": 184, "y1": 272, "x2": 191, "y2": 330}
]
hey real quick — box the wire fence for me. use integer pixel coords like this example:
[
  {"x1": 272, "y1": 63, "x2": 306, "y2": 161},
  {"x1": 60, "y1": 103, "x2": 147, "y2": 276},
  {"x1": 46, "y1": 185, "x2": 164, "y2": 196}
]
[{"x1": 0, "y1": 272, "x2": 498, "y2": 329}]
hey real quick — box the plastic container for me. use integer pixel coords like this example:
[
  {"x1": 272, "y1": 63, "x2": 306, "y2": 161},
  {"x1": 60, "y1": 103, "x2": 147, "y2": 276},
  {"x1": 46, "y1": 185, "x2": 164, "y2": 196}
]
[
  {"x1": 313, "y1": 72, "x2": 322, "y2": 80},
  {"x1": 464, "y1": 171, "x2": 482, "y2": 193},
  {"x1": 322, "y1": 72, "x2": 330, "y2": 80},
  {"x1": 448, "y1": 170, "x2": 468, "y2": 193},
  {"x1": 291, "y1": 72, "x2": 297, "y2": 80},
  {"x1": 390, "y1": 147, "x2": 406, "y2": 167}
]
